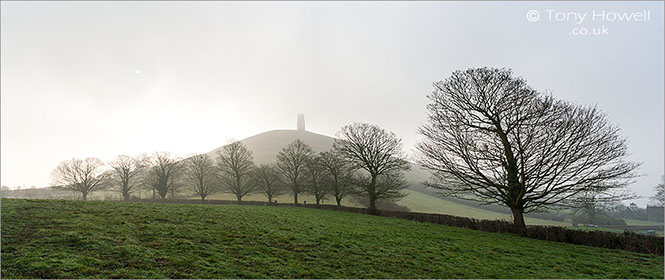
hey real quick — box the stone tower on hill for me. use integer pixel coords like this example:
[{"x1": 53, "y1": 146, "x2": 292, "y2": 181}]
[{"x1": 297, "y1": 113, "x2": 305, "y2": 131}]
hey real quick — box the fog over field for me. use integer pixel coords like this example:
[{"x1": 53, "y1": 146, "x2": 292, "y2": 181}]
[{"x1": 1, "y1": 1, "x2": 663, "y2": 206}]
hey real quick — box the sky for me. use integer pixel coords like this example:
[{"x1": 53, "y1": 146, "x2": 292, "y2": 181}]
[{"x1": 1, "y1": 1, "x2": 663, "y2": 206}]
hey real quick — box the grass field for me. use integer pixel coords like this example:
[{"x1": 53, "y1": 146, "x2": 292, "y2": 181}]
[
  {"x1": 1, "y1": 199, "x2": 663, "y2": 279},
  {"x1": 624, "y1": 218, "x2": 665, "y2": 226}
]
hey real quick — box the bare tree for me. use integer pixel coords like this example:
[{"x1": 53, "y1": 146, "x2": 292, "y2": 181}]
[
  {"x1": 571, "y1": 187, "x2": 637, "y2": 224},
  {"x1": 417, "y1": 67, "x2": 640, "y2": 233},
  {"x1": 276, "y1": 139, "x2": 313, "y2": 205},
  {"x1": 319, "y1": 150, "x2": 354, "y2": 207},
  {"x1": 217, "y1": 141, "x2": 255, "y2": 201},
  {"x1": 306, "y1": 155, "x2": 329, "y2": 206},
  {"x1": 649, "y1": 176, "x2": 664, "y2": 207},
  {"x1": 252, "y1": 163, "x2": 286, "y2": 203},
  {"x1": 51, "y1": 157, "x2": 108, "y2": 201},
  {"x1": 168, "y1": 174, "x2": 183, "y2": 199},
  {"x1": 147, "y1": 152, "x2": 183, "y2": 200},
  {"x1": 335, "y1": 123, "x2": 410, "y2": 212},
  {"x1": 185, "y1": 154, "x2": 217, "y2": 200},
  {"x1": 109, "y1": 155, "x2": 146, "y2": 200},
  {"x1": 142, "y1": 167, "x2": 159, "y2": 199},
  {"x1": 353, "y1": 171, "x2": 408, "y2": 207}
]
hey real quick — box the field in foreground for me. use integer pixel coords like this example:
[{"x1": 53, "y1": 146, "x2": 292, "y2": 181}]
[{"x1": 1, "y1": 199, "x2": 663, "y2": 279}]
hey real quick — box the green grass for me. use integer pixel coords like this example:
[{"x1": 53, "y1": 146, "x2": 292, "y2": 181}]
[
  {"x1": 399, "y1": 189, "x2": 570, "y2": 226},
  {"x1": 2, "y1": 199, "x2": 663, "y2": 279},
  {"x1": 624, "y1": 218, "x2": 664, "y2": 226}
]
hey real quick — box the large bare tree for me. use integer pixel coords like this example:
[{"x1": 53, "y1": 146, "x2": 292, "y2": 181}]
[
  {"x1": 417, "y1": 67, "x2": 639, "y2": 233},
  {"x1": 51, "y1": 157, "x2": 108, "y2": 201},
  {"x1": 252, "y1": 163, "x2": 286, "y2": 203},
  {"x1": 335, "y1": 123, "x2": 410, "y2": 212},
  {"x1": 319, "y1": 150, "x2": 354, "y2": 207},
  {"x1": 109, "y1": 155, "x2": 146, "y2": 200},
  {"x1": 147, "y1": 152, "x2": 183, "y2": 200},
  {"x1": 217, "y1": 141, "x2": 255, "y2": 201},
  {"x1": 276, "y1": 139, "x2": 313, "y2": 205},
  {"x1": 185, "y1": 154, "x2": 217, "y2": 200}
]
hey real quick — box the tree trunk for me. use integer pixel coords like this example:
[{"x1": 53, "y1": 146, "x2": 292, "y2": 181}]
[
  {"x1": 368, "y1": 174, "x2": 378, "y2": 214},
  {"x1": 82, "y1": 192, "x2": 88, "y2": 201},
  {"x1": 511, "y1": 207, "x2": 527, "y2": 235},
  {"x1": 201, "y1": 195, "x2": 206, "y2": 201},
  {"x1": 336, "y1": 197, "x2": 342, "y2": 207},
  {"x1": 293, "y1": 192, "x2": 298, "y2": 205},
  {"x1": 236, "y1": 194, "x2": 242, "y2": 202},
  {"x1": 267, "y1": 194, "x2": 273, "y2": 204},
  {"x1": 368, "y1": 197, "x2": 377, "y2": 214},
  {"x1": 123, "y1": 192, "x2": 130, "y2": 201}
]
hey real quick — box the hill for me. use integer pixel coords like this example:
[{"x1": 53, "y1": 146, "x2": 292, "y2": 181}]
[
  {"x1": 399, "y1": 189, "x2": 570, "y2": 226},
  {"x1": 2, "y1": 199, "x2": 662, "y2": 278},
  {"x1": 207, "y1": 130, "x2": 336, "y2": 164}
]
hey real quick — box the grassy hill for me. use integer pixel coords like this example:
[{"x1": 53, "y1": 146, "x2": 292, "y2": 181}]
[
  {"x1": 206, "y1": 130, "x2": 336, "y2": 164},
  {"x1": 206, "y1": 129, "x2": 430, "y2": 187},
  {"x1": 2, "y1": 199, "x2": 662, "y2": 279},
  {"x1": 399, "y1": 189, "x2": 569, "y2": 226}
]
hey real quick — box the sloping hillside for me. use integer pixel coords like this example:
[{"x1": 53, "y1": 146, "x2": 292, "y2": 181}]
[
  {"x1": 400, "y1": 189, "x2": 569, "y2": 226},
  {"x1": 206, "y1": 129, "x2": 429, "y2": 182},
  {"x1": 207, "y1": 130, "x2": 335, "y2": 164},
  {"x1": 2, "y1": 199, "x2": 662, "y2": 278}
]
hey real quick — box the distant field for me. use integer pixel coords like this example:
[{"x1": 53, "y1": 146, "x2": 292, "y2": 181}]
[
  {"x1": 205, "y1": 192, "x2": 362, "y2": 208},
  {"x1": 567, "y1": 225, "x2": 664, "y2": 237},
  {"x1": 624, "y1": 218, "x2": 664, "y2": 226},
  {"x1": 398, "y1": 189, "x2": 570, "y2": 226},
  {"x1": 2, "y1": 199, "x2": 663, "y2": 278}
]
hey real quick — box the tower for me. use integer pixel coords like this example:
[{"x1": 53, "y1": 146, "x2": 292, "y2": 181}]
[{"x1": 297, "y1": 114, "x2": 305, "y2": 131}]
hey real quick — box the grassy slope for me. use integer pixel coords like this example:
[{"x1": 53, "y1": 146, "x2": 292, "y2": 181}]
[
  {"x1": 2, "y1": 199, "x2": 662, "y2": 279},
  {"x1": 624, "y1": 218, "x2": 664, "y2": 226},
  {"x1": 399, "y1": 189, "x2": 570, "y2": 226}
]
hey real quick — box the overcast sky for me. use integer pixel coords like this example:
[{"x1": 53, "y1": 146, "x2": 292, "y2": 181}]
[{"x1": 1, "y1": 1, "x2": 663, "y2": 206}]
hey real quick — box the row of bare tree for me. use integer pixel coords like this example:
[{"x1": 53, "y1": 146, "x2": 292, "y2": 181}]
[{"x1": 51, "y1": 123, "x2": 411, "y2": 212}]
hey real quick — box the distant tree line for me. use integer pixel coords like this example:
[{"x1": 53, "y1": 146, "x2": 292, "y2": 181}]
[{"x1": 50, "y1": 123, "x2": 410, "y2": 212}]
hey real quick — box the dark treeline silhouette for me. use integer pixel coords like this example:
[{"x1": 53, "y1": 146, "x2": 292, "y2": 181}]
[{"x1": 50, "y1": 123, "x2": 412, "y2": 211}]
